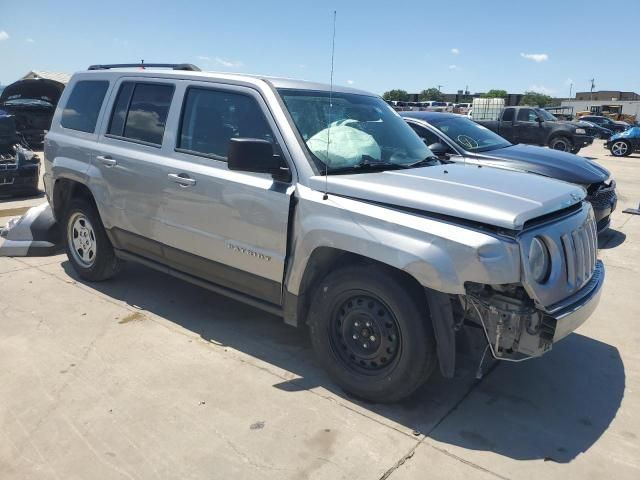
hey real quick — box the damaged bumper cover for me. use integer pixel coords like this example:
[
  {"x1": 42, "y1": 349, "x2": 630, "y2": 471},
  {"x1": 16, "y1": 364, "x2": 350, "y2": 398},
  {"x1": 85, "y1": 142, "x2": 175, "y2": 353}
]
[{"x1": 467, "y1": 260, "x2": 604, "y2": 359}]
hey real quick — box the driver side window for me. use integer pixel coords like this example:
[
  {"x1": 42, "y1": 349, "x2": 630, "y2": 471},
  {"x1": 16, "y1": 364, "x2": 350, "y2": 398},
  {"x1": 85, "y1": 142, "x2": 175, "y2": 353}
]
[
  {"x1": 517, "y1": 108, "x2": 537, "y2": 122},
  {"x1": 177, "y1": 88, "x2": 274, "y2": 160},
  {"x1": 409, "y1": 124, "x2": 452, "y2": 152}
]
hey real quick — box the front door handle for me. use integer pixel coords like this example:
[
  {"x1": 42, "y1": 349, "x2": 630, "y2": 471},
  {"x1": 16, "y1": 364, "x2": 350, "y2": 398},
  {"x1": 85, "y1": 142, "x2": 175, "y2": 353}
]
[
  {"x1": 168, "y1": 173, "x2": 196, "y2": 187},
  {"x1": 97, "y1": 155, "x2": 117, "y2": 167}
]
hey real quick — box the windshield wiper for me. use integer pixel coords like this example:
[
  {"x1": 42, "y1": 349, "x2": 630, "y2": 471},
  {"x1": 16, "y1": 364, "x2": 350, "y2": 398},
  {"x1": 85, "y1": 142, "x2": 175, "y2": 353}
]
[
  {"x1": 404, "y1": 156, "x2": 442, "y2": 168},
  {"x1": 326, "y1": 156, "x2": 408, "y2": 175}
]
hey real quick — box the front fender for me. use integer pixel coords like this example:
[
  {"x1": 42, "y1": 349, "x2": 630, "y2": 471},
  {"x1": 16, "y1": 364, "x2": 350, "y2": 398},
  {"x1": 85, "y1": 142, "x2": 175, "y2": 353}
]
[{"x1": 285, "y1": 185, "x2": 521, "y2": 296}]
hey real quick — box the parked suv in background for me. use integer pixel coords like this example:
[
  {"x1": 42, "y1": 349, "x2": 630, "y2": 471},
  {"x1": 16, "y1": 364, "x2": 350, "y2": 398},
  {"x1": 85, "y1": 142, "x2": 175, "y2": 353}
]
[{"x1": 44, "y1": 64, "x2": 605, "y2": 403}]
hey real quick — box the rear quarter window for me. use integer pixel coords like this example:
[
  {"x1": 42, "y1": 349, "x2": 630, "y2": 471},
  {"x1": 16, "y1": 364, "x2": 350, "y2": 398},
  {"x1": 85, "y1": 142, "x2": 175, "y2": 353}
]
[{"x1": 61, "y1": 81, "x2": 109, "y2": 133}]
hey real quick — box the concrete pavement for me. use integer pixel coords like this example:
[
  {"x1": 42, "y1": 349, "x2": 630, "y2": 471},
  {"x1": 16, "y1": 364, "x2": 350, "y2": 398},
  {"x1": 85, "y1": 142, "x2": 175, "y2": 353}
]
[{"x1": 1, "y1": 142, "x2": 639, "y2": 479}]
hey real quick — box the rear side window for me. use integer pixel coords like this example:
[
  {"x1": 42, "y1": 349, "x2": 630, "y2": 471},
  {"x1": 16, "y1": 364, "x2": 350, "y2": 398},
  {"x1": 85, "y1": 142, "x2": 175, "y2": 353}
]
[
  {"x1": 177, "y1": 88, "x2": 274, "y2": 159},
  {"x1": 108, "y1": 82, "x2": 174, "y2": 145},
  {"x1": 501, "y1": 108, "x2": 514, "y2": 121},
  {"x1": 61, "y1": 81, "x2": 109, "y2": 133}
]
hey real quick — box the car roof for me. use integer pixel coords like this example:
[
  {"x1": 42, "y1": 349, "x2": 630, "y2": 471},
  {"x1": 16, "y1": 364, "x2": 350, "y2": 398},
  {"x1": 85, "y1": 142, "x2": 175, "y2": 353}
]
[
  {"x1": 399, "y1": 111, "x2": 462, "y2": 121},
  {"x1": 72, "y1": 68, "x2": 377, "y2": 97}
]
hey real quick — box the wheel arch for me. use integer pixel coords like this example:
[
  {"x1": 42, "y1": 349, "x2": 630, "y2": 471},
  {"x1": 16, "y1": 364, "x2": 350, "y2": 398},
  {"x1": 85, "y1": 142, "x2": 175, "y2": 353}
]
[
  {"x1": 283, "y1": 246, "x2": 458, "y2": 378},
  {"x1": 52, "y1": 177, "x2": 98, "y2": 222}
]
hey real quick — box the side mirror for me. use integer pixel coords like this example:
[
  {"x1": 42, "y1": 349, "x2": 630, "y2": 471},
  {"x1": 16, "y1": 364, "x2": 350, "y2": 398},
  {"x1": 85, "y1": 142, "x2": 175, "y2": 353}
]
[
  {"x1": 428, "y1": 142, "x2": 449, "y2": 156},
  {"x1": 228, "y1": 138, "x2": 289, "y2": 180}
]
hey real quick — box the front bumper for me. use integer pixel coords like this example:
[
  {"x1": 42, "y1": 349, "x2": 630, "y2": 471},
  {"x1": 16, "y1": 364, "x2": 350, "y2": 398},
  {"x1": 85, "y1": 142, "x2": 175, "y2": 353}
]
[
  {"x1": 587, "y1": 181, "x2": 617, "y2": 233},
  {"x1": 545, "y1": 260, "x2": 605, "y2": 342},
  {"x1": 574, "y1": 134, "x2": 594, "y2": 148}
]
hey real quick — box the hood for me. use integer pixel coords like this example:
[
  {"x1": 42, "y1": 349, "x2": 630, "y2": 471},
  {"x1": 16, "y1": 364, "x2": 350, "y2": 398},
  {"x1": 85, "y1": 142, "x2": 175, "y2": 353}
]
[
  {"x1": 0, "y1": 79, "x2": 65, "y2": 105},
  {"x1": 475, "y1": 143, "x2": 609, "y2": 185},
  {"x1": 610, "y1": 126, "x2": 640, "y2": 141},
  {"x1": 309, "y1": 164, "x2": 586, "y2": 230}
]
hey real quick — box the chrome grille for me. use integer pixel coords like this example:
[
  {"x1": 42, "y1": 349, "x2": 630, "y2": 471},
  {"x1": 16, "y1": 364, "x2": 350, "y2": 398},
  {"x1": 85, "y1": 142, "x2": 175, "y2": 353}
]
[{"x1": 560, "y1": 215, "x2": 597, "y2": 291}]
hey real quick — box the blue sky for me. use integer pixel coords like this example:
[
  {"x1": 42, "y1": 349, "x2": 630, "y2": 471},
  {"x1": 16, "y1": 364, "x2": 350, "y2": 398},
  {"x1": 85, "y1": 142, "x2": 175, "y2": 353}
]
[{"x1": 0, "y1": 0, "x2": 638, "y2": 96}]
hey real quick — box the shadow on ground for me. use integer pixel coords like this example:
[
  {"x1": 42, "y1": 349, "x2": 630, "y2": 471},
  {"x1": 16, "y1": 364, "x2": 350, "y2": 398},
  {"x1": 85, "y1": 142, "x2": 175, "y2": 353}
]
[
  {"x1": 60, "y1": 260, "x2": 624, "y2": 464},
  {"x1": 598, "y1": 228, "x2": 626, "y2": 249}
]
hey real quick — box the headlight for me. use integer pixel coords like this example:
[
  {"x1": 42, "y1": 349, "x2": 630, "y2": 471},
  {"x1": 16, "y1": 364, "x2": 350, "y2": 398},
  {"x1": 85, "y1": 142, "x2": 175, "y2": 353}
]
[
  {"x1": 575, "y1": 128, "x2": 587, "y2": 135},
  {"x1": 529, "y1": 237, "x2": 551, "y2": 283}
]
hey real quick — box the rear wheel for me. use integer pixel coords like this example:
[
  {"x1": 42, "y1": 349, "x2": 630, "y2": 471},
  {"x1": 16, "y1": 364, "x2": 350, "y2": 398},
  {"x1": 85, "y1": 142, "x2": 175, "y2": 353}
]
[
  {"x1": 307, "y1": 264, "x2": 437, "y2": 403},
  {"x1": 549, "y1": 136, "x2": 573, "y2": 152},
  {"x1": 610, "y1": 140, "x2": 632, "y2": 157},
  {"x1": 64, "y1": 197, "x2": 121, "y2": 281}
]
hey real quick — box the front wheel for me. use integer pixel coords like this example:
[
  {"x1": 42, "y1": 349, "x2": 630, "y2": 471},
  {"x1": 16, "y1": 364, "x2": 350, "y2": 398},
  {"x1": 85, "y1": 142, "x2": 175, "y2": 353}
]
[
  {"x1": 549, "y1": 136, "x2": 573, "y2": 152},
  {"x1": 64, "y1": 197, "x2": 121, "y2": 281},
  {"x1": 307, "y1": 264, "x2": 437, "y2": 403},
  {"x1": 610, "y1": 140, "x2": 632, "y2": 157},
  {"x1": 570, "y1": 146, "x2": 582, "y2": 154}
]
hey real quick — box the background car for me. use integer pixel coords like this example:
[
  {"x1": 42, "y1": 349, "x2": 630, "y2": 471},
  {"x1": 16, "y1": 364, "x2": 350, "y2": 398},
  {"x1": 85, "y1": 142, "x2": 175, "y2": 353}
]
[
  {"x1": 0, "y1": 78, "x2": 65, "y2": 148},
  {"x1": 578, "y1": 120, "x2": 614, "y2": 139},
  {"x1": 606, "y1": 126, "x2": 640, "y2": 157},
  {"x1": 402, "y1": 111, "x2": 617, "y2": 232},
  {"x1": 580, "y1": 115, "x2": 629, "y2": 133}
]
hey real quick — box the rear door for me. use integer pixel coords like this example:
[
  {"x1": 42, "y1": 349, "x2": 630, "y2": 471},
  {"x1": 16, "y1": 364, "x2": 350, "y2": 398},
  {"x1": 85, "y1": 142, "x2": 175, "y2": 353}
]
[
  {"x1": 158, "y1": 82, "x2": 293, "y2": 305},
  {"x1": 94, "y1": 78, "x2": 176, "y2": 261}
]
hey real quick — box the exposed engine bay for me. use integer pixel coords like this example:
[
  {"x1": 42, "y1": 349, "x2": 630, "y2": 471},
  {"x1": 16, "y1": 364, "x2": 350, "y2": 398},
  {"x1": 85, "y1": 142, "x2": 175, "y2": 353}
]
[{"x1": 463, "y1": 283, "x2": 555, "y2": 360}]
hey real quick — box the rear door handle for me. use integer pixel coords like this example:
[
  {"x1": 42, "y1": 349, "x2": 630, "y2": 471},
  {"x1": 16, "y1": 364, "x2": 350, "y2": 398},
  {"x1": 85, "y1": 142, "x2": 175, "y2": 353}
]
[
  {"x1": 168, "y1": 173, "x2": 196, "y2": 187},
  {"x1": 97, "y1": 155, "x2": 117, "y2": 167}
]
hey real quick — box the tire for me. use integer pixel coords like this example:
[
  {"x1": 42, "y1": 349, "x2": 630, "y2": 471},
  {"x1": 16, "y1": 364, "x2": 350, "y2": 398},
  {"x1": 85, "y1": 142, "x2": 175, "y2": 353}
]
[
  {"x1": 64, "y1": 197, "x2": 121, "y2": 282},
  {"x1": 307, "y1": 263, "x2": 437, "y2": 403},
  {"x1": 549, "y1": 136, "x2": 573, "y2": 152},
  {"x1": 610, "y1": 140, "x2": 632, "y2": 157},
  {"x1": 570, "y1": 147, "x2": 581, "y2": 154}
]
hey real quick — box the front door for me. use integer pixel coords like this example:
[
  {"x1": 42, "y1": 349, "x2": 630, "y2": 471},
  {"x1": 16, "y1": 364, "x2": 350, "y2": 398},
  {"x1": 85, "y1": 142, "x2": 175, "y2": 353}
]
[
  {"x1": 514, "y1": 108, "x2": 545, "y2": 145},
  {"x1": 158, "y1": 83, "x2": 293, "y2": 305}
]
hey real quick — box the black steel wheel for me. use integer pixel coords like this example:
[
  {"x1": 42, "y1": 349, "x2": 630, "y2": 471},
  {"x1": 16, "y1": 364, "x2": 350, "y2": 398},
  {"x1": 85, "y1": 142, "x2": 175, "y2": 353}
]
[
  {"x1": 308, "y1": 263, "x2": 437, "y2": 403},
  {"x1": 329, "y1": 292, "x2": 401, "y2": 375}
]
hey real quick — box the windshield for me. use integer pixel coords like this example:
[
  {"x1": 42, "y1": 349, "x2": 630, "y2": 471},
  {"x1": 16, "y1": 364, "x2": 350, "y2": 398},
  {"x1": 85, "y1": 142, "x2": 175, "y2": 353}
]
[
  {"x1": 278, "y1": 89, "x2": 433, "y2": 173},
  {"x1": 536, "y1": 109, "x2": 558, "y2": 121},
  {"x1": 428, "y1": 116, "x2": 512, "y2": 152}
]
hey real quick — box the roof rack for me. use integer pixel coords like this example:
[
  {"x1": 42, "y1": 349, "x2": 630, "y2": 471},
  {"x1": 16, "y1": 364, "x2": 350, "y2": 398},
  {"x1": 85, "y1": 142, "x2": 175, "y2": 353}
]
[{"x1": 87, "y1": 63, "x2": 201, "y2": 72}]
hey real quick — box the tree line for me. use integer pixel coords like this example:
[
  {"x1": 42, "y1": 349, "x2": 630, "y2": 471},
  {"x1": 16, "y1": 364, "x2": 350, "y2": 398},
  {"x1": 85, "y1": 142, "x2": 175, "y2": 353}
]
[{"x1": 382, "y1": 88, "x2": 555, "y2": 107}]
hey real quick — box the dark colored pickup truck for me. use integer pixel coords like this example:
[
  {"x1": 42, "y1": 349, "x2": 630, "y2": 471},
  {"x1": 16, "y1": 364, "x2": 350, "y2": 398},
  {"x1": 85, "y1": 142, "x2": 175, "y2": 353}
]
[{"x1": 476, "y1": 106, "x2": 595, "y2": 154}]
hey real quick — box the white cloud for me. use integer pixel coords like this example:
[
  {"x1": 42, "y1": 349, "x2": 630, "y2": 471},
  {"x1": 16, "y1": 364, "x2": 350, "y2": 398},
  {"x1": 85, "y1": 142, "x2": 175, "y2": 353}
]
[
  {"x1": 347, "y1": 80, "x2": 354, "y2": 85},
  {"x1": 215, "y1": 57, "x2": 243, "y2": 68},
  {"x1": 197, "y1": 55, "x2": 211, "y2": 61},
  {"x1": 529, "y1": 84, "x2": 555, "y2": 94},
  {"x1": 451, "y1": 48, "x2": 459, "y2": 54},
  {"x1": 0, "y1": 31, "x2": 9, "y2": 41},
  {"x1": 25, "y1": 38, "x2": 35, "y2": 44},
  {"x1": 448, "y1": 64, "x2": 459, "y2": 70},
  {"x1": 520, "y1": 52, "x2": 548, "y2": 62}
]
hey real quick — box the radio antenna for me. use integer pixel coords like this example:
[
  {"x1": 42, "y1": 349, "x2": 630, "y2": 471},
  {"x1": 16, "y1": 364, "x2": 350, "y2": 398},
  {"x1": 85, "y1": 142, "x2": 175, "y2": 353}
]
[{"x1": 323, "y1": 10, "x2": 337, "y2": 201}]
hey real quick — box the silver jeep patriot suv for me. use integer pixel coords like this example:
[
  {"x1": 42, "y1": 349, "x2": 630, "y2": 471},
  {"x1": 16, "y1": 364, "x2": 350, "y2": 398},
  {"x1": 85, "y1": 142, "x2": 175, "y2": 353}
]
[{"x1": 44, "y1": 63, "x2": 604, "y2": 403}]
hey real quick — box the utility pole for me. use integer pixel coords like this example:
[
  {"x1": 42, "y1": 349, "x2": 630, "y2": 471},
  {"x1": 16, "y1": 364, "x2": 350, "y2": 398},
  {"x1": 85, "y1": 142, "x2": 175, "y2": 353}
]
[
  {"x1": 590, "y1": 78, "x2": 595, "y2": 101},
  {"x1": 437, "y1": 84, "x2": 443, "y2": 92},
  {"x1": 569, "y1": 82, "x2": 573, "y2": 99}
]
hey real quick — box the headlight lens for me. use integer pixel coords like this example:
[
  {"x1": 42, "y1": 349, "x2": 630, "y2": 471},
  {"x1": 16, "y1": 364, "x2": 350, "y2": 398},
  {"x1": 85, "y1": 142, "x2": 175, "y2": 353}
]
[
  {"x1": 575, "y1": 128, "x2": 587, "y2": 135},
  {"x1": 529, "y1": 237, "x2": 551, "y2": 283}
]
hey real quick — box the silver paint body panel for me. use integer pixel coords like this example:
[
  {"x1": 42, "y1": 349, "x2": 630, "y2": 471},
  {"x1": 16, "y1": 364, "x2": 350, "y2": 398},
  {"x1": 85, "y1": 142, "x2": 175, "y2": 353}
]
[{"x1": 45, "y1": 69, "x2": 602, "y2": 323}]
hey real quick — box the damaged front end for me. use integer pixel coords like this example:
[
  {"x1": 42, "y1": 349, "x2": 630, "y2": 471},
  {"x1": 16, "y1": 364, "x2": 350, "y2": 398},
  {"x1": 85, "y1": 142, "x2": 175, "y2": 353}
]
[
  {"x1": 461, "y1": 204, "x2": 605, "y2": 362},
  {"x1": 0, "y1": 114, "x2": 41, "y2": 196}
]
